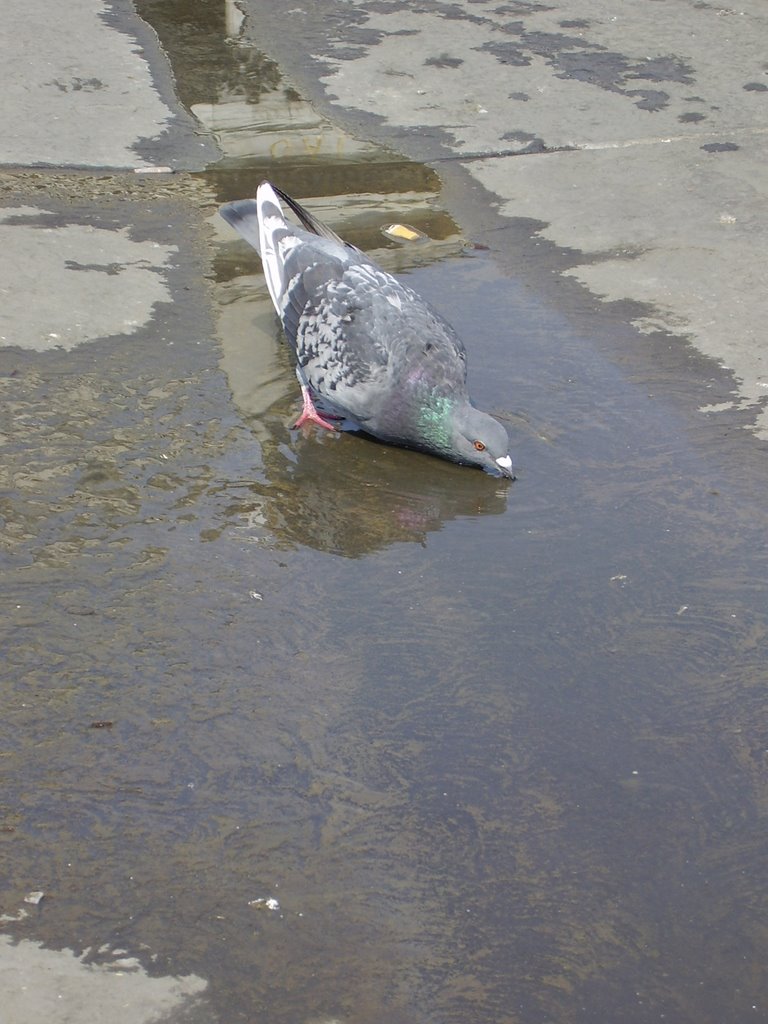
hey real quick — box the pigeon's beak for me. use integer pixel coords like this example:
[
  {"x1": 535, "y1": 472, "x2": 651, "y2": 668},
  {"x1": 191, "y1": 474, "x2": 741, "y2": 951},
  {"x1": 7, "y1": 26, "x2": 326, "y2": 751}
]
[{"x1": 494, "y1": 455, "x2": 515, "y2": 480}]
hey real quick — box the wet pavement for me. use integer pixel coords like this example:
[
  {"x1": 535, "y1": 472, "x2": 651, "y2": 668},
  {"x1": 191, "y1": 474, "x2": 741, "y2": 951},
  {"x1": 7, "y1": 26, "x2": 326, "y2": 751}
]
[{"x1": 2, "y1": 2, "x2": 768, "y2": 1024}]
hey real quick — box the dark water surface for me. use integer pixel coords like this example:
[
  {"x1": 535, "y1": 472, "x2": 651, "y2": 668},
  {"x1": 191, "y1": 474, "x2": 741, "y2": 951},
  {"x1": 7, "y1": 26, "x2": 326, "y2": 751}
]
[{"x1": 2, "y1": 3, "x2": 768, "y2": 1023}]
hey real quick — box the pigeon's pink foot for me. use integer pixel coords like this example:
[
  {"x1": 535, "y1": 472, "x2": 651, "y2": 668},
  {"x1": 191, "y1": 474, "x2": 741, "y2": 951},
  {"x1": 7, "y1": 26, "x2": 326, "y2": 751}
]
[{"x1": 294, "y1": 385, "x2": 340, "y2": 430}]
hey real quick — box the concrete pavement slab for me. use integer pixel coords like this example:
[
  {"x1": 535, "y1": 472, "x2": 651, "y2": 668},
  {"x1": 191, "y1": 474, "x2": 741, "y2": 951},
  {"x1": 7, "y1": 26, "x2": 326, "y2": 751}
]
[
  {"x1": 0, "y1": 0, "x2": 216, "y2": 170},
  {"x1": 0, "y1": 936, "x2": 210, "y2": 1024},
  {"x1": 473, "y1": 137, "x2": 768, "y2": 424},
  {"x1": 0, "y1": 0, "x2": 218, "y2": 359},
  {"x1": 0, "y1": 204, "x2": 177, "y2": 352}
]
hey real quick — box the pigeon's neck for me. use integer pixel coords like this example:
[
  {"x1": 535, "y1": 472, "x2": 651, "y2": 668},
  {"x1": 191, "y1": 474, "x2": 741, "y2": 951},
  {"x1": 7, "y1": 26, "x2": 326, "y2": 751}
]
[{"x1": 416, "y1": 393, "x2": 458, "y2": 453}]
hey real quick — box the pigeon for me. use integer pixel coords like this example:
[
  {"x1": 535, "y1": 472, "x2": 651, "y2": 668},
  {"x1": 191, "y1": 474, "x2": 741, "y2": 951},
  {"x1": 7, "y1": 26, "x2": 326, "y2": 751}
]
[{"x1": 220, "y1": 182, "x2": 514, "y2": 479}]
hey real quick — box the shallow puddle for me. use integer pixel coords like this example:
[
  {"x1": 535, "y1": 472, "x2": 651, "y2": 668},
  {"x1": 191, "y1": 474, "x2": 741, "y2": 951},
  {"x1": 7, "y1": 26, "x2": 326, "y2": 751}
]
[{"x1": 2, "y1": 3, "x2": 768, "y2": 1024}]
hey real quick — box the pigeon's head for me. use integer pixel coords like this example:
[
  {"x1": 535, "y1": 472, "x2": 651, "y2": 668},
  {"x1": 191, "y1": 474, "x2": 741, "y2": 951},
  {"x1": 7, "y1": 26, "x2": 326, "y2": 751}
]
[{"x1": 450, "y1": 405, "x2": 514, "y2": 479}]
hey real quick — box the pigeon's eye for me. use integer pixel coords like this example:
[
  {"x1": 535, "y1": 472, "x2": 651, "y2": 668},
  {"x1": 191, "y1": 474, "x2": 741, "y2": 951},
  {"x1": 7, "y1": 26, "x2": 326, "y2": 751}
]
[{"x1": 473, "y1": 440, "x2": 486, "y2": 452}]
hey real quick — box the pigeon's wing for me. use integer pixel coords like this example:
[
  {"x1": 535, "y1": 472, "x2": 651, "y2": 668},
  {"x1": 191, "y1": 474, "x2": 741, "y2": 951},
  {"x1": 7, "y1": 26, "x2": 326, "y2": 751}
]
[
  {"x1": 221, "y1": 183, "x2": 469, "y2": 430},
  {"x1": 220, "y1": 185, "x2": 369, "y2": 319},
  {"x1": 221, "y1": 189, "x2": 391, "y2": 418},
  {"x1": 279, "y1": 251, "x2": 397, "y2": 422},
  {"x1": 282, "y1": 254, "x2": 470, "y2": 429}
]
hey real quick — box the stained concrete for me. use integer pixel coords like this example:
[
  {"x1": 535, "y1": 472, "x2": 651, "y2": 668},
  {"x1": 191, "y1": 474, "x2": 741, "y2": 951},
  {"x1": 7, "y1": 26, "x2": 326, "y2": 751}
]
[
  {"x1": 0, "y1": 206, "x2": 179, "y2": 352},
  {"x1": 0, "y1": 0, "x2": 218, "y2": 358},
  {"x1": 0, "y1": 0, "x2": 215, "y2": 170},
  {"x1": 0, "y1": 936, "x2": 209, "y2": 1024}
]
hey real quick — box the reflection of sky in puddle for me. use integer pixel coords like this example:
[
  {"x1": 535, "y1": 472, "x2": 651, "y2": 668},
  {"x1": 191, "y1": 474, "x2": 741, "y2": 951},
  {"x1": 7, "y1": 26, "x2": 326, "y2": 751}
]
[
  {"x1": 194, "y1": 62, "x2": 378, "y2": 166},
  {"x1": 141, "y1": 0, "x2": 405, "y2": 175},
  {"x1": 185, "y1": 0, "x2": 382, "y2": 167}
]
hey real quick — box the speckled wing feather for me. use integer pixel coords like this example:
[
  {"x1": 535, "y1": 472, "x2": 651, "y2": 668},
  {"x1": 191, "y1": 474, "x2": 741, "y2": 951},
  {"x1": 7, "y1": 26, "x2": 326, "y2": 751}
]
[
  {"x1": 221, "y1": 185, "x2": 469, "y2": 438},
  {"x1": 279, "y1": 249, "x2": 469, "y2": 429}
]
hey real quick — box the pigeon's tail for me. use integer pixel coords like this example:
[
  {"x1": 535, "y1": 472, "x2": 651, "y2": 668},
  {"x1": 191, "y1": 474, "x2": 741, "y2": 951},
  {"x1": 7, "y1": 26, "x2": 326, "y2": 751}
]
[
  {"x1": 219, "y1": 183, "x2": 304, "y2": 314},
  {"x1": 221, "y1": 182, "x2": 353, "y2": 314}
]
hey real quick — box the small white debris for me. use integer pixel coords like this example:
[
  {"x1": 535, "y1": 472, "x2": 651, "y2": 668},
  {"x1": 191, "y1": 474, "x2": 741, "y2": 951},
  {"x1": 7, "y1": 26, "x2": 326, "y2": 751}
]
[
  {"x1": 24, "y1": 891, "x2": 45, "y2": 906},
  {"x1": 676, "y1": 605, "x2": 689, "y2": 616},
  {"x1": 249, "y1": 591, "x2": 263, "y2": 601},
  {"x1": 249, "y1": 897, "x2": 280, "y2": 911},
  {"x1": 134, "y1": 166, "x2": 173, "y2": 174},
  {"x1": 610, "y1": 574, "x2": 628, "y2": 583}
]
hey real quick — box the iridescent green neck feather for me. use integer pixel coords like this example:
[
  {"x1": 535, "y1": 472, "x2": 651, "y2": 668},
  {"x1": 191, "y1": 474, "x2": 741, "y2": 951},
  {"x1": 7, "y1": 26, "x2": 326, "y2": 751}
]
[{"x1": 416, "y1": 393, "x2": 456, "y2": 453}]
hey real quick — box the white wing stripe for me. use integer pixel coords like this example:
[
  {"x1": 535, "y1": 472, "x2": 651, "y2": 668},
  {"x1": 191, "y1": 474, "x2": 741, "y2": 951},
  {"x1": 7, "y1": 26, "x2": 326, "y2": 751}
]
[{"x1": 257, "y1": 184, "x2": 288, "y2": 313}]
